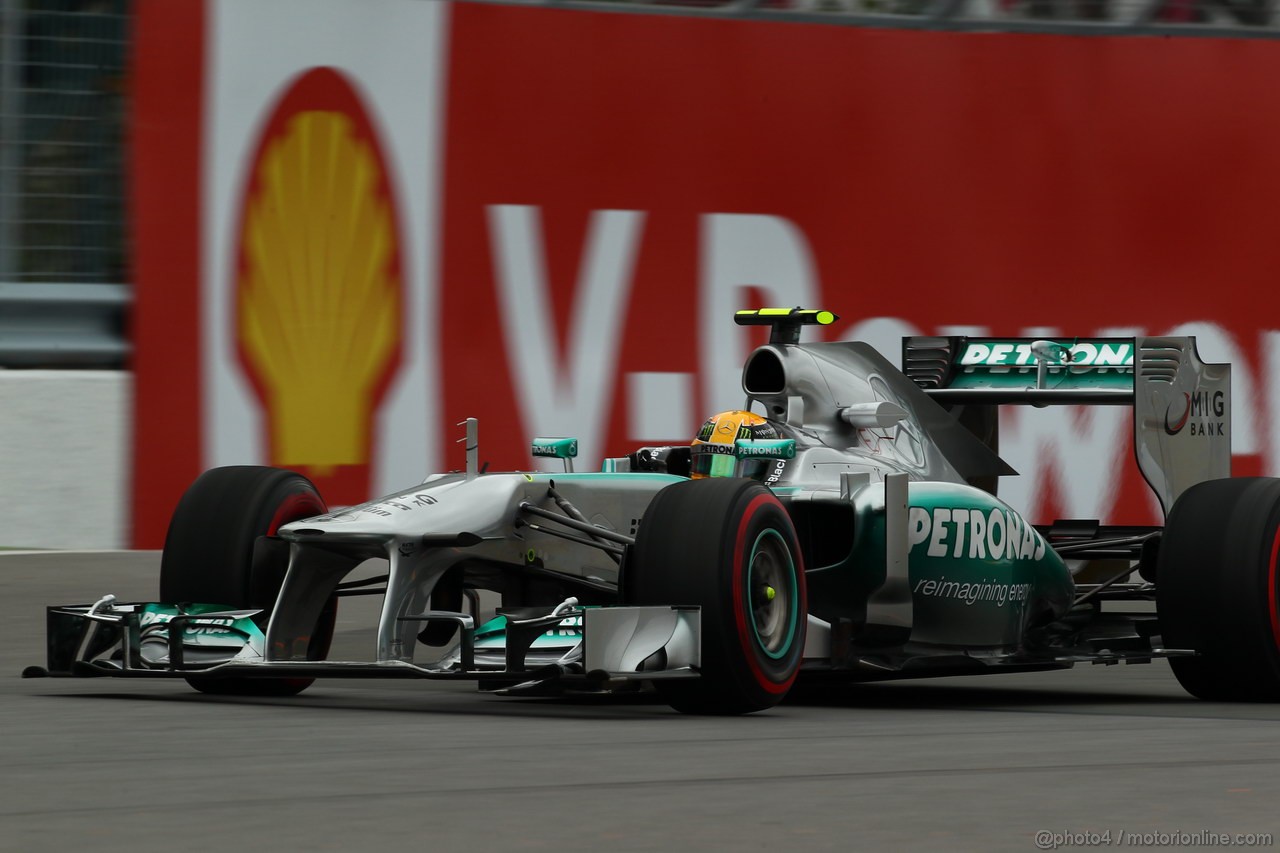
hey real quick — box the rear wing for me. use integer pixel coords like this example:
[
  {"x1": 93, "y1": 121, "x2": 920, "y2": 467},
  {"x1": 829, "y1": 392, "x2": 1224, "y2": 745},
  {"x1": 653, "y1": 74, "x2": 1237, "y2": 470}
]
[
  {"x1": 904, "y1": 337, "x2": 1137, "y2": 404},
  {"x1": 903, "y1": 335, "x2": 1231, "y2": 517}
]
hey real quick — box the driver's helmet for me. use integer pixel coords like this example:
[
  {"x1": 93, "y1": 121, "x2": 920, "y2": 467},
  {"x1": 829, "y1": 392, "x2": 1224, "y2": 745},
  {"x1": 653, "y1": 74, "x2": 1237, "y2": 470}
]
[{"x1": 690, "y1": 410, "x2": 780, "y2": 479}]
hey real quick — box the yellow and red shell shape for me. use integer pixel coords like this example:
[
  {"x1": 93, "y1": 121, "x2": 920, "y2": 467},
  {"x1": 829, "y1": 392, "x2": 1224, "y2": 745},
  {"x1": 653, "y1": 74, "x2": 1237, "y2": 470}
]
[{"x1": 234, "y1": 66, "x2": 405, "y2": 504}]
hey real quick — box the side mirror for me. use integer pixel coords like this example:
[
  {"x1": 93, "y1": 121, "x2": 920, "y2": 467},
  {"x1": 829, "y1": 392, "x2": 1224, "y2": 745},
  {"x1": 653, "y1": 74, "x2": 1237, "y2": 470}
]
[{"x1": 532, "y1": 437, "x2": 578, "y2": 473}]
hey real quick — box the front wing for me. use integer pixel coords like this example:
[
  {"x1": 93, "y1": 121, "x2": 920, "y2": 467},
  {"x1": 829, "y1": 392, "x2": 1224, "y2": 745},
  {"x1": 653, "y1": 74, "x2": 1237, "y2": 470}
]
[{"x1": 28, "y1": 597, "x2": 702, "y2": 693}]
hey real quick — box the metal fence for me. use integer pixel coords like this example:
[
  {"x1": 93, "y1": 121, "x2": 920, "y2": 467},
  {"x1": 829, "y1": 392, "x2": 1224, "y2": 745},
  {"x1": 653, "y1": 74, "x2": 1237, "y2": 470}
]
[
  {"x1": 527, "y1": 0, "x2": 1277, "y2": 30},
  {"x1": 0, "y1": 0, "x2": 129, "y2": 287}
]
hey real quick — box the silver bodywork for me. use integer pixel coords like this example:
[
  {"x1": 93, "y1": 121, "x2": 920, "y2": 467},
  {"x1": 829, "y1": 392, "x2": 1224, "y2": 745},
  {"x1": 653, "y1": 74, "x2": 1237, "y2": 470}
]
[
  {"x1": 741, "y1": 341, "x2": 1015, "y2": 490},
  {"x1": 269, "y1": 472, "x2": 682, "y2": 669}
]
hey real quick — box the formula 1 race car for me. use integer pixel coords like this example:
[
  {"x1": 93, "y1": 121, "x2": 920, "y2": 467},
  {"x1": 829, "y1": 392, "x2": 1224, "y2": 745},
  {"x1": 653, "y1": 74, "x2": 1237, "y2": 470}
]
[{"x1": 28, "y1": 309, "x2": 1280, "y2": 713}]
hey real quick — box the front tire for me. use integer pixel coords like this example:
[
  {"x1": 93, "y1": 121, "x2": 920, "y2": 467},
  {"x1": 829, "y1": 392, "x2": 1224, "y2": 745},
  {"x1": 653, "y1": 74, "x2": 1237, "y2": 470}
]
[
  {"x1": 629, "y1": 478, "x2": 807, "y2": 714},
  {"x1": 1157, "y1": 477, "x2": 1280, "y2": 701},
  {"x1": 160, "y1": 466, "x2": 333, "y2": 697}
]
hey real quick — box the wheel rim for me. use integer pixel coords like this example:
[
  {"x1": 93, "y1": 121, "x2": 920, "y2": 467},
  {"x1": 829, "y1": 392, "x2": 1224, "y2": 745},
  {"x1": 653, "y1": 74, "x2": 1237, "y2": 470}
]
[{"x1": 747, "y1": 528, "x2": 798, "y2": 660}]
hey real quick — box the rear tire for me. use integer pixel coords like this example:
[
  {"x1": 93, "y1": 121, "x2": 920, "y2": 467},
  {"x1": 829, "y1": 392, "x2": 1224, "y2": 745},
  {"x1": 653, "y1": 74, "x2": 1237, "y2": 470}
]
[
  {"x1": 629, "y1": 478, "x2": 807, "y2": 714},
  {"x1": 160, "y1": 466, "x2": 333, "y2": 697},
  {"x1": 1157, "y1": 477, "x2": 1280, "y2": 701}
]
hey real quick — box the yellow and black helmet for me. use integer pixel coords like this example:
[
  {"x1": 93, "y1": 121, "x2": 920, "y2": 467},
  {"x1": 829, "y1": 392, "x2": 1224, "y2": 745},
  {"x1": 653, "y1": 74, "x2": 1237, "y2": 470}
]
[{"x1": 690, "y1": 410, "x2": 780, "y2": 479}]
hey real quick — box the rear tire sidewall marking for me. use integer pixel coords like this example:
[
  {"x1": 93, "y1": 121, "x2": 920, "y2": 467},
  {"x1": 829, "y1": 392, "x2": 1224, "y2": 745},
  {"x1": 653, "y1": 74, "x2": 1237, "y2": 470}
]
[
  {"x1": 1241, "y1": 489, "x2": 1280, "y2": 672},
  {"x1": 1269, "y1": 525, "x2": 1280, "y2": 653},
  {"x1": 730, "y1": 493, "x2": 803, "y2": 696}
]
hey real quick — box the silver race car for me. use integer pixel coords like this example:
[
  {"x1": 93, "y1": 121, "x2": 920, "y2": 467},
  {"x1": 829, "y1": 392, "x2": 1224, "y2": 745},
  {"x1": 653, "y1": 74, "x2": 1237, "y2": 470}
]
[{"x1": 29, "y1": 309, "x2": 1280, "y2": 714}]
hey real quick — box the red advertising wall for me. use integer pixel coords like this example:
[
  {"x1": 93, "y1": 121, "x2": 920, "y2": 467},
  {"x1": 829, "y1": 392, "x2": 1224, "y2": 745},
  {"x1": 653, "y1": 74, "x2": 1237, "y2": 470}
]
[
  {"x1": 131, "y1": 0, "x2": 1280, "y2": 546},
  {"x1": 131, "y1": 0, "x2": 203, "y2": 548}
]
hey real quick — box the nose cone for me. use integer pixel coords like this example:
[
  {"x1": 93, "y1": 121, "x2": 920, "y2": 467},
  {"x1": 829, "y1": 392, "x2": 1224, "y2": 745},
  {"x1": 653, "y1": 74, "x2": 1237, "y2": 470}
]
[{"x1": 277, "y1": 474, "x2": 525, "y2": 543}]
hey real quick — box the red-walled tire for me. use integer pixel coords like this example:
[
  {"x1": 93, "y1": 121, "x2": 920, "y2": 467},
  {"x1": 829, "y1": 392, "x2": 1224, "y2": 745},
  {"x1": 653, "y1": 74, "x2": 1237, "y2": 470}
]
[
  {"x1": 629, "y1": 478, "x2": 806, "y2": 715},
  {"x1": 160, "y1": 466, "x2": 334, "y2": 697},
  {"x1": 1157, "y1": 477, "x2": 1280, "y2": 701}
]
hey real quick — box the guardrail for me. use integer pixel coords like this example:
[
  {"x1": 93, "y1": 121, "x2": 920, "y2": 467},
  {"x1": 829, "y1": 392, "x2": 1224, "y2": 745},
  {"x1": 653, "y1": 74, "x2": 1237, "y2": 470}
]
[{"x1": 0, "y1": 282, "x2": 129, "y2": 368}]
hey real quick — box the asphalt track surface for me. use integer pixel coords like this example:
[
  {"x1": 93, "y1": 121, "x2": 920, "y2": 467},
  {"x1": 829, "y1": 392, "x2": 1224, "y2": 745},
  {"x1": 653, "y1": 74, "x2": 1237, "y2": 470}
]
[{"x1": 5, "y1": 552, "x2": 1280, "y2": 853}]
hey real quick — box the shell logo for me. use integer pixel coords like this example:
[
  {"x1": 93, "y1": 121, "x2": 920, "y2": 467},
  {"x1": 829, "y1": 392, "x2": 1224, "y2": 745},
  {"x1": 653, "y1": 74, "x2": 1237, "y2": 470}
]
[{"x1": 234, "y1": 67, "x2": 404, "y2": 504}]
